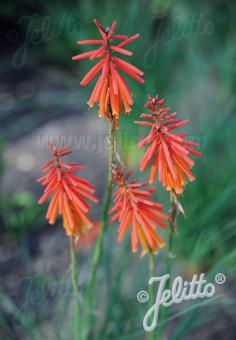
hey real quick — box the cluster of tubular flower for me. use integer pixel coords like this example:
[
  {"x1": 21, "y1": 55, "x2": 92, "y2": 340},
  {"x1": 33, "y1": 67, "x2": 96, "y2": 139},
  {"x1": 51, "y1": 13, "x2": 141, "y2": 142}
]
[
  {"x1": 37, "y1": 20, "x2": 202, "y2": 257},
  {"x1": 135, "y1": 95, "x2": 202, "y2": 195},
  {"x1": 37, "y1": 144, "x2": 98, "y2": 237},
  {"x1": 72, "y1": 19, "x2": 144, "y2": 127},
  {"x1": 109, "y1": 167, "x2": 168, "y2": 255}
]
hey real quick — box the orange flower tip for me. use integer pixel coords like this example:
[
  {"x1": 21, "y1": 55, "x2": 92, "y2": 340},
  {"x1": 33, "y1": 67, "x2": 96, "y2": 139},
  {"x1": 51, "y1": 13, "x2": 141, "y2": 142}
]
[
  {"x1": 112, "y1": 112, "x2": 119, "y2": 117},
  {"x1": 73, "y1": 21, "x2": 144, "y2": 122},
  {"x1": 176, "y1": 189, "x2": 183, "y2": 195},
  {"x1": 140, "y1": 250, "x2": 148, "y2": 257},
  {"x1": 87, "y1": 101, "x2": 93, "y2": 108}
]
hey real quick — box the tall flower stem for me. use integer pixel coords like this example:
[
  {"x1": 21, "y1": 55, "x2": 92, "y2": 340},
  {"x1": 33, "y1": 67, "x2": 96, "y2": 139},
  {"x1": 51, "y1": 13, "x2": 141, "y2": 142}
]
[
  {"x1": 166, "y1": 191, "x2": 178, "y2": 287},
  {"x1": 159, "y1": 191, "x2": 178, "y2": 338},
  {"x1": 70, "y1": 236, "x2": 81, "y2": 340},
  {"x1": 148, "y1": 252, "x2": 155, "y2": 340},
  {"x1": 86, "y1": 120, "x2": 116, "y2": 336}
]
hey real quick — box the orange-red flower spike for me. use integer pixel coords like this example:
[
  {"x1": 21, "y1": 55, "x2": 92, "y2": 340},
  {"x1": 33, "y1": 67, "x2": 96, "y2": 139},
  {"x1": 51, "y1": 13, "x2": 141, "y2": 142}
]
[
  {"x1": 72, "y1": 19, "x2": 144, "y2": 127},
  {"x1": 109, "y1": 167, "x2": 168, "y2": 256},
  {"x1": 37, "y1": 144, "x2": 98, "y2": 237},
  {"x1": 135, "y1": 95, "x2": 202, "y2": 195}
]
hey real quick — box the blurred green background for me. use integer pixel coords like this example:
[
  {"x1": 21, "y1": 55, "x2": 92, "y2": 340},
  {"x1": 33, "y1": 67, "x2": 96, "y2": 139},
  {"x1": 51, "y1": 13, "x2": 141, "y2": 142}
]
[{"x1": 0, "y1": 0, "x2": 236, "y2": 339}]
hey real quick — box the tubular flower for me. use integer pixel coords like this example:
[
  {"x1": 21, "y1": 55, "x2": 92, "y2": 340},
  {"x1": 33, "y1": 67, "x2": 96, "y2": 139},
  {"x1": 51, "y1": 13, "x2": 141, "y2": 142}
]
[
  {"x1": 109, "y1": 167, "x2": 168, "y2": 255},
  {"x1": 72, "y1": 19, "x2": 144, "y2": 127},
  {"x1": 135, "y1": 95, "x2": 202, "y2": 195},
  {"x1": 37, "y1": 144, "x2": 98, "y2": 237}
]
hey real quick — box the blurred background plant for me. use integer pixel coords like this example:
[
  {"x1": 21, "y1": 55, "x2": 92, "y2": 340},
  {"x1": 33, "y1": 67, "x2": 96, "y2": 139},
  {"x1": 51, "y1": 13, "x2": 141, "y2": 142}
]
[{"x1": 0, "y1": 0, "x2": 236, "y2": 339}]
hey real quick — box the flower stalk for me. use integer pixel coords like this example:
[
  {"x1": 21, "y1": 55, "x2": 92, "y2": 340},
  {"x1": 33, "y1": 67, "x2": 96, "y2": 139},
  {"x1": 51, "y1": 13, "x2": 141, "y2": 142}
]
[
  {"x1": 86, "y1": 119, "x2": 116, "y2": 336},
  {"x1": 166, "y1": 192, "x2": 178, "y2": 290},
  {"x1": 159, "y1": 191, "x2": 179, "y2": 337},
  {"x1": 148, "y1": 252, "x2": 155, "y2": 340},
  {"x1": 70, "y1": 236, "x2": 81, "y2": 340}
]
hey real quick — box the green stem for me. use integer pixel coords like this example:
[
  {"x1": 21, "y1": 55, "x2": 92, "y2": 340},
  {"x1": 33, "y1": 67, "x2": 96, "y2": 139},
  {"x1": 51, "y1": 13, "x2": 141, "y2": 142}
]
[
  {"x1": 85, "y1": 121, "x2": 116, "y2": 337},
  {"x1": 159, "y1": 192, "x2": 178, "y2": 338},
  {"x1": 165, "y1": 230, "x2": 174, "y2": 290},
  {"x1": 70, "y1": 236, "x2": 81, "y2": 340},
  {"x1": 148, "y1": 252, "x2": 155, "y2": 305},
  {"x1": 148, "y1": 252, "x2": 155, "y2": 340}
]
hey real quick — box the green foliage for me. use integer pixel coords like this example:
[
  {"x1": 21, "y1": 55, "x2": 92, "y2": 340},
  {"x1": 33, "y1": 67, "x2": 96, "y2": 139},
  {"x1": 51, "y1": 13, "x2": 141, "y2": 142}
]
[
  {"x1": 0, "y1": 191, "x2": 45, "y2": 237},
  {"x1": 0, "y1": 0, "x2": 236, "y2": 339},
  {"x1": 0, "y1": 133, "x2": 5, "y2": 177}
]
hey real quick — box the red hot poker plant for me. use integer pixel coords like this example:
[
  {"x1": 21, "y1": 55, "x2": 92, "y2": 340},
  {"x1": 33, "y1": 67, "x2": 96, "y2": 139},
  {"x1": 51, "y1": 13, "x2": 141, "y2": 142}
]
[
  {"x1": 109, "y1": 167, "x2": 168, "y2": 255},
  {"x1": 37, "y1": 144, "x2": 98, "y2": 237},
  {"x1": 74, "y1": 20, "x2": 145, "y2": 330},
  {"x1": 37, "y1": 144, "x2": 99, "y2": 339},
  {"x1": 135, "y1": 95, "x2": 202, "y2": 195},
  {"x1": 72, "y1": 19, "x2": 144, "y2": 127}
]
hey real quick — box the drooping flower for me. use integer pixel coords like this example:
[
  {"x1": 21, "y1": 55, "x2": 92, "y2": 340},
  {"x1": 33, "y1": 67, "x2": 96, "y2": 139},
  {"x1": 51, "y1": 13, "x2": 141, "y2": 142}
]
[
  {"x1": 72, "y1": 19, "x2": 144, "y2": 127},
  {"x1": 37, "y1": 144, "x2": 98, "y2": 237},
  {"x1": 109, "y1": 167, "x2": 168, "y2": 255},
  {"x1": 135, "y1": 95, "x2": 202, "y2": 195}
]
